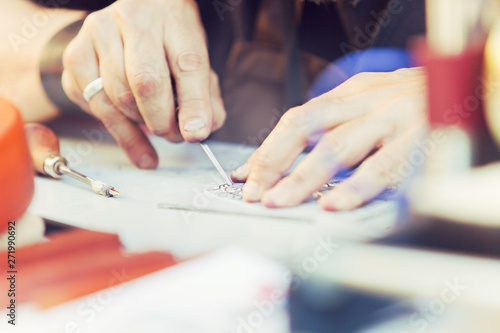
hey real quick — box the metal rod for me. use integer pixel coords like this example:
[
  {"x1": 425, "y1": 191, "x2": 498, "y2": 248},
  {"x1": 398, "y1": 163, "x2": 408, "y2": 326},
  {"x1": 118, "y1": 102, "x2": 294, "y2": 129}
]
[
  {"x1": 58, "y1": 164, "x2": 119, "y2": 197},
  {"x1": 58, "y1": 164, "x2": 93, "y2": 186},
  {"x1": 199, "y1": 141, "x2": 233, "y2": 185}
]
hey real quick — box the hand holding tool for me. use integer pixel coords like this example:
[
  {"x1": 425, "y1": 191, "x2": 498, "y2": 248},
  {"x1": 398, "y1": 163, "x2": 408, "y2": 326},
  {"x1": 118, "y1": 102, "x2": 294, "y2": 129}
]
[{"x1": 24, "y1": 123, "x2": 119, "y2": 197}]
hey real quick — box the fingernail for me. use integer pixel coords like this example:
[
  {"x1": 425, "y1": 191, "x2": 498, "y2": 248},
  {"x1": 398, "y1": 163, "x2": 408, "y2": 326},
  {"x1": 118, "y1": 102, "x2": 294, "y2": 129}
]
[
  {"x1": 183, "y1": 118, "x2": 206, "y2": 132},
  {"x1": 232, "y1": 164, "x2": 249, "y2": 179},
  {"x1": 262, "y1": 187, "x2": 287, "y2": 208},
  {"x1": 138, "y1": 153, "x2": 156, "y2": 169},
  {"x1": 243, "y1": 181, "x2": 260, "y2": 202}
]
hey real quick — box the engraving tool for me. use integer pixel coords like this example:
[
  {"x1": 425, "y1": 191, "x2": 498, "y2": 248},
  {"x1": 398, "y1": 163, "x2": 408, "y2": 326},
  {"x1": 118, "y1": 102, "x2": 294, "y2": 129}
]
[
  {"x1": 25, "y1": 123, "x2": 119, "y2": 197},
  {"x1": 199, "y1": 140, "x2": 233, "y2": 186}
]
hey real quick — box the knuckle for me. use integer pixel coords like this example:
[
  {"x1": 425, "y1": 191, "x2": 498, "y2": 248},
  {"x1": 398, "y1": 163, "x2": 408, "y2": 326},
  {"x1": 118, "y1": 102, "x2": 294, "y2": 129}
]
[
  {"x1": 130, "y1": 72, "x2": 163, "y2": 98},
  {"x1": 114, "y1": 90, "x2": 136, "y2": 109},
  {"x1": 62, "y1": 41, "x2": 81, "y2": 69},
  {"x1": 210, "y1": 70, "x2": 221, "y2": 86},
  {"x1": 150, "y1": 127, "x2": 170, "y2": 137},
  {"x1": 282, "y1": 105, "x2": 322, "y2": 141},
  {"x1": 364, "y1": 154, "x2": 395, "y2": 183},
  {"x1": 213, "y1": 110, "x2": 227, "y2": 130},
  {"x1": 163, "y1": 131, "x2": 184, "y2": 143},
  {"x1": 98, "y1": 107, "x2": 121, "y2": 132},
  {"x1": 175, "y1": 52, "x2": 208, "y2": 74},
  {"x1": 113, "y1": 2, "x2": 138, "y2": 23},
  {"x1": 392, "y1": 67, "x2": 414, "y2": 78},
  {"x1": 352, "y1": 71, "x2": 379, "y2": 81},
  {"x1": 181, "y1": 97, "x2": 207, "y2": 110},
  {"x1": 278, "y1": 107, "x2": 303, "y2": 131},
  {"x1": 61, "y1": 72, "x2": 80, "y2": 103},
  {"x1": 82, "y1": 11, "x2": 109, "y2": 33},
  {"x1": 288, "y1": 169, "x2": 308, "y2": 186},
  {"x1": 319, "y1": 134, "x2": 347, "y2": 164},
  {"x1": 83, "y1": 12, "x2": 100, "y2": 27},
  {"x1": 340, "y1": 180, "x2": 365, "y2": 198},
  {"x1": 252, "y1": 150, "x2": 273, "y2": 171}
]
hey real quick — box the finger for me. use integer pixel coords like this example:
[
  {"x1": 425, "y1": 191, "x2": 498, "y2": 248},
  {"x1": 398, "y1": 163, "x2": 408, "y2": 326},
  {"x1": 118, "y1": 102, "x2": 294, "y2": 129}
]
[
  {"x1": 164, "y1": 2, "x2": 212, "y2": 142},
  {"x1": 260, "y1": 115, "x2": 392, "y2": 208},
  {"x1": 62, "y1": 70, "x2": 90, "y2": 113},
  {"x1": 319, "y1": 124, "x2": 424, "y2": 211},
  {"x1": 63, "y1": 24, "x2": 158, "y2": 169},
  {"x1": 232, "y1": 92, "x2": 374, "y2": 184},
  {"x1": 209, "y1": 70, "x2": 226, "y2": 131},
  {"x1": 88, "y1": 12, "x2": 143, "y2": 123},
  {"x1": 120, "y1": 15, "x2": 182, "y2": 143},
  {"x1": 240, "y1": 95, "x2": 369, "y2": 202},
  {"x1": 90, "y1": 95, "x2": 159, "y2": 169},
  {"x1": 61, "y1": 28, "x2": 98, "y2": 112}
]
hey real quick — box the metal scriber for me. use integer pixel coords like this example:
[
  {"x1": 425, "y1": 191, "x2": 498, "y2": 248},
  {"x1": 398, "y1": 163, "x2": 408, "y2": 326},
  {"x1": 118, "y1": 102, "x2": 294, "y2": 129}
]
[{"x1": 199, "y1": 141, "x2": 233, "y2": 185}]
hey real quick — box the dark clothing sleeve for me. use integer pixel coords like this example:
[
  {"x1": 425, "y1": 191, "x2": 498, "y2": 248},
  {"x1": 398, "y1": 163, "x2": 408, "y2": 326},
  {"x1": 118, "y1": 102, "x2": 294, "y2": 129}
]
[
  {"x1": 30, "y1": 0, "x2": 114, "y2": 11},
  {"x1": 372, "y1": 0, "x2": 426, "y2": 48}
]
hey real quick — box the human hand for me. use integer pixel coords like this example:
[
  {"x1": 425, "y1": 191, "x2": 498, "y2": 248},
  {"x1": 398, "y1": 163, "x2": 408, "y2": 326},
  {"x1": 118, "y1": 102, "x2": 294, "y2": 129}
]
[
  {"x1": 61, "y1": 0, "x2": 226, "y2": 169},
  {"x1": 232, "y1": 68, "x2": 427, "y2": 211}
]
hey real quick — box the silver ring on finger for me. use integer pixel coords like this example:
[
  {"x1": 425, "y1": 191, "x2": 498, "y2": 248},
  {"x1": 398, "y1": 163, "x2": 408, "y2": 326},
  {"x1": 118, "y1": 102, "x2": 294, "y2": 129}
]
[{"x1": 83, "y1": 77, "x2": 103, "y2": 103}]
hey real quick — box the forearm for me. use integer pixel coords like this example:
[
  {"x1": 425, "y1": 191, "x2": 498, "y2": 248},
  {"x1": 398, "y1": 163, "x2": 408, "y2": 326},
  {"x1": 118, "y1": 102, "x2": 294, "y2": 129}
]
[{"x1": 0, "y1": 0, "x2": 85, "y2": 121}]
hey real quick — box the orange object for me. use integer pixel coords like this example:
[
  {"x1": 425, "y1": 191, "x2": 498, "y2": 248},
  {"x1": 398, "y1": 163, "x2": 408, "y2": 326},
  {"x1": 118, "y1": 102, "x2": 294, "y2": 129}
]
[
  {"x1": 0, "y1": 98, "x2": 34, "y2": 232},
  {"x1": 0, "y1": 229, "x2": 178, "y2": 309}
]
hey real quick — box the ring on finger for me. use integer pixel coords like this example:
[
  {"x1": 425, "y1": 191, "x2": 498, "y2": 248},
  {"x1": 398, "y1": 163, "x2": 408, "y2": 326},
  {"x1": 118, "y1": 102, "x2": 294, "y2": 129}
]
[{"x1": 83, "y1": 77, "x2": 103, "y2": 103}]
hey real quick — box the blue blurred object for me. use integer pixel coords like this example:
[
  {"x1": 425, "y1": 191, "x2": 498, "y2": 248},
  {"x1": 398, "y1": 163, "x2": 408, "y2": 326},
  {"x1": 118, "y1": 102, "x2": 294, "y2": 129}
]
[{"x1": 307, "y1": 48, "x2": 414, "y2": 100}]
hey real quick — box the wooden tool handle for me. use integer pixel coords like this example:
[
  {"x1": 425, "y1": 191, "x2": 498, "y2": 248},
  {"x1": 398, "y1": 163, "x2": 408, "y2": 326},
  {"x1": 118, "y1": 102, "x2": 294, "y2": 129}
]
[{"x1": 24, "y1": 123, "x2": 60, "y2": 175}]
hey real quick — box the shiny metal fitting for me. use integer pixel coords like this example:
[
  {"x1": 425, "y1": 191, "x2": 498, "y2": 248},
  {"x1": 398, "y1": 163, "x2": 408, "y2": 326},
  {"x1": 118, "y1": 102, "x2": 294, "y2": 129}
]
[{"x1": 43, "y1": 154, "x2": 68, "y2": 179}]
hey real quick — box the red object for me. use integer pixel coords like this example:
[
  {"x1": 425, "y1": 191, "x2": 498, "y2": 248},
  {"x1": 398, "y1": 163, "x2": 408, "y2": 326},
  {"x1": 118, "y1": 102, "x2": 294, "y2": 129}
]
[
  {"x1": 0, "y1": 229, "x2": 178, "y2": 309},
  {"x1": 419, "y1": 41, "x2": 486, "y2": 132},
  {"x1": 0, "y1": 99, "x2": 34, "y2": 232}
]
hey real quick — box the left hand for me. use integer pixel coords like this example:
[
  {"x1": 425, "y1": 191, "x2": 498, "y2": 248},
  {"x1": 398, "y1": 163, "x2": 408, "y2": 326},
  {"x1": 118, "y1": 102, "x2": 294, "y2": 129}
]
[{"x1": 231, "y1": 68, "x2": 428, "y2": 211}]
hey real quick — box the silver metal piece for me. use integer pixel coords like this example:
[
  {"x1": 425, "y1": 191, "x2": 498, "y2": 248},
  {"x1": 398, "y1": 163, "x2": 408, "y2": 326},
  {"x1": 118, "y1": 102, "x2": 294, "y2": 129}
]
[
  {"x1": 57, "y1": 163, "x2": 119, "y2": 197},
  {"x1": 206, "y1": 183, "x2": 244, "y2": 200},
  {"x1": 43, "y1": 154, "x2": 68, "y2": 179},
  {"x1": 58, "y1": 164, "x2": 92, "y2": 185},
  {"x1": 205, "y1": 181, "x2": 397, "y2": 202},
  {"x1": 199, "y1": 141, "x2": 233, "y2": 185},
  {"x1": 91, "y1": 180, "x2": 119, "y2": 197},
  {"x1": 83, "y1": 77, "x2": 103, "y2": 102}
]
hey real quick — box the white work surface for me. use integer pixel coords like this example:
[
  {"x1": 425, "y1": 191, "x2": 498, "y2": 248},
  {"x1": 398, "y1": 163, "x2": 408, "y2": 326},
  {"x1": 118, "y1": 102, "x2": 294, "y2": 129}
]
[
  {"x1": 28, "y1": 121, "x2": 399, "y2": 259},
  {"x1": 1, "y1": 247, "x2": 291, "y2": 333}
]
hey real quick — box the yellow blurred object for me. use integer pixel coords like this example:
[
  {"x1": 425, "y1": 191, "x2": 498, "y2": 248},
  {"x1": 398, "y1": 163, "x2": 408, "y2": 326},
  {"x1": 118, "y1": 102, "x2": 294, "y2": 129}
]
[{"x1": 485, "y1": 17, "x2": 500, "y2": 147}]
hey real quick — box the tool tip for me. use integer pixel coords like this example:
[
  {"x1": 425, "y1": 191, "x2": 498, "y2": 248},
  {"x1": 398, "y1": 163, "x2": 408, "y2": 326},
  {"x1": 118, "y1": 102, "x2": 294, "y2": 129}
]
[
  {"x1": 91, "y1": 180, "x2": 120, "y2": 198},
  {"x1": 109, "y1": 189, "x2": 120, "y2": 197}
]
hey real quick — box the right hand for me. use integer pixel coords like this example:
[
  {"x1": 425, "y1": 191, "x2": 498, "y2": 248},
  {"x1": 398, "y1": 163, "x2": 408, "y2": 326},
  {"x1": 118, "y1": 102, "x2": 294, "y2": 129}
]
[{"x1": 61, "y1": 0, "x2": 226, "y2": 169}]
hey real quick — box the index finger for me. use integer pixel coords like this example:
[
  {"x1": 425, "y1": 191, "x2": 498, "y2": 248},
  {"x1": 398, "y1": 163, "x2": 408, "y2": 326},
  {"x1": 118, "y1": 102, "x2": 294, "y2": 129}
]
[
  {"x1": 239, "y1": 102, "x2": 331, "y2": 202},
  {"x1": 164, "y1": 2, "x2": 212, "y2": 142}
]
